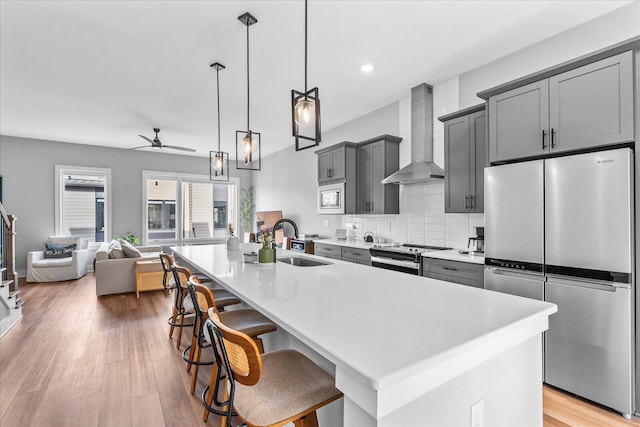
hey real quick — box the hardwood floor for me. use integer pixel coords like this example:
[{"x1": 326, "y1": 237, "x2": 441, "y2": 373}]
[{"x1": 1, "y1": 274, "x2": 639, "y2": 427}]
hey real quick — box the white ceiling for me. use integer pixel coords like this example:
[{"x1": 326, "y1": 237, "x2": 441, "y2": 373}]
[{"x1": 0, "y1": 1, "x2": 632, "y2": 159}]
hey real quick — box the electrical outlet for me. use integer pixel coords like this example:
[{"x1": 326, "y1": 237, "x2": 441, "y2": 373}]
[
  {"x1": 324, "y1": 220, "x2": 329, "y2": 228},
  {"x1": 471, "y1": 399, "x2": 484, "y2": 427}
]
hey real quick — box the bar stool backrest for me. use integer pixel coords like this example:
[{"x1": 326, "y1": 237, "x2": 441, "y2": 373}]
[
  {"x1": 159, "y1": 252, "x2": 175, "y2": 289},
  {"x1": 210, "y1": 313, "x2": 263, "y2": 387}
]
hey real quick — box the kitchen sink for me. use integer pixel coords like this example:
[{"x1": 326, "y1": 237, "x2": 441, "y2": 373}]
[{"x1": 277, "y1": 256, "x2": 332, "y2": 267}]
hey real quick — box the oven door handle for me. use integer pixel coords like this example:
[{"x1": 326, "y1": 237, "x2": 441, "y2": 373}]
[{"x1": 371, "y1": 256, "x2": 420, "y2": 270}]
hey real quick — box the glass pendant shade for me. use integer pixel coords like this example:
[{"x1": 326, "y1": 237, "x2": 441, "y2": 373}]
[
  {"x1": 294, "y1": 98, "x2": 315, "y2": 125},
  {"x1": 236, "y1": 130, "x2": 260, "y2": 170},
  {"x1": 209, "y1": 150, "x2": 229, "y2": 181}
]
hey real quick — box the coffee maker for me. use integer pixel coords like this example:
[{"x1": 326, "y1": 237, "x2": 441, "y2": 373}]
[{"x1": 468, "y1": 226, "x2": 484, "y2": 254}]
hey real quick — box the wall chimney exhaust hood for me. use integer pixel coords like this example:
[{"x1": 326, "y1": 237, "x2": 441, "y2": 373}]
[{"x1": 382, "y1": 83, "x2": 444, "y2": 185}]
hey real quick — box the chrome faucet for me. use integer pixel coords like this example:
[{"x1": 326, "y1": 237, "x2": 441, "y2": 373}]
[{"x1": 270, "y1": 218, "x2": 299, "y2": 261}]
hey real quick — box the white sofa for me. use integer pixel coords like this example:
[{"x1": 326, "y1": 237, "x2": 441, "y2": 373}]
[
  {"x1": 27, "y1": 236, "x2": 89, "y2": 282},
  {"x1": 95, "y1": 241, "x2": 162, "y2": 296}
]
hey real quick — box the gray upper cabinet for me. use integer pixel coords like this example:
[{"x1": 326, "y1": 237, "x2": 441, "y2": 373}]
[
  {"x1": 549, "y1": 52, "x2": 634, "y2": 153},
  {"x1": 356, "y1": 136, "x2": 401, "y2": 214},
  {"x1": 487, "y1": 51, "x2": 634, "y2": 163},
  {"x1": 441, "y1": 105, "x2": 486, "y2": 213},
  {"x1": 489, "y1": 81, "x2": 549, "y2": 163},
  {"x1": 316, "y1": 143, "x2": 353, "y2": 183}
]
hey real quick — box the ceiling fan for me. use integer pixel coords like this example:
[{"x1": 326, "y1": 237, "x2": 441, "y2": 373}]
[{"x1": 131, "y1": 128, "x2": 196, "y2": 152}]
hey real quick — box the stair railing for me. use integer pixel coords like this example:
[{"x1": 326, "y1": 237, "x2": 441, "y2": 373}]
[{"x1": 0, "y1": 201, "x2": 17, "y2": 291}]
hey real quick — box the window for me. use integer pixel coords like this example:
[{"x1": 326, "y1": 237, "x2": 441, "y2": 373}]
[
  {"x1": 146, "y1": 179, "x2": 177, "y2": 241},
  {"x1": 55, "y1": 165, "x2": 112, "y2": 244},
  {"x1": 143, "y1": 171, "x2": 238, "y2": 245}
]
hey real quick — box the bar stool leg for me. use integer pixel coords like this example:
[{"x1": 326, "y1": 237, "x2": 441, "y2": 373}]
[
  {"x1": 253, "y1": 337, "x2": 265, "y2": 354},
  {"x1": 202, "y1": 362, "x2": 219, "y2": 422},
  {"x1": 169, "y1": 306, "x2": 178, "y2": 338},
  {"x1": 294, "y1": 412, "x2": 319, "y2": 427},
  {"x1": 190, "y1": 343, "x2": 202, "y2": 395},
  {"x1": 176, "y1": 313, "x2": 185, "y2": 349}
]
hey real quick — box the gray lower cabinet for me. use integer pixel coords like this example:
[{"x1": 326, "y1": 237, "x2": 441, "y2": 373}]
[
  {"x1": 356, "y1": 136, "x2": 401, "y2": 214},
  {"x1": 341, "y1": 247, "x2": 371, "y2": 265},
  {"x1": 314, "y1": 243, "x2": 342, "y2": 260},
  {"x1": 488, "y1": 51, "x2": 634, "y2": 163},
  {"x1": 314, "y1": 243, "x2": 372, "y2": 265},
  {"x1": 441, "y1": 105, "x2": 485, "y2": 213},
  {"x1": 421, "y1": 258, "x2": 484, "y2": 288}
]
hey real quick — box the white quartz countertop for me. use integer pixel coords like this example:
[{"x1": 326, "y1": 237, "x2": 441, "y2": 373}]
[
  {"x1": 422, "y1": 249, "x2": 485, "y2": 265},
  {"x1": 172, "y1": 244, "x2": 555, "y2": 418}
]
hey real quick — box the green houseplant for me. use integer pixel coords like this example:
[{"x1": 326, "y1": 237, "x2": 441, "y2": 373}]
[
  {"x1": 240, "y1": 187, "x2": 255, "y2": 240},
  {"x1": 115, "y1": 231, "x2": 140, "y2": 245}
]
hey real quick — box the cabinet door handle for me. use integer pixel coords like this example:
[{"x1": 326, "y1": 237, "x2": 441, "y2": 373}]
[
  {"x1": 551, "y1": 128, "x2": 556, "y2": 148},
  {"x1": 541, "y1": 129, "x2": 546, "y2": 150},
  {"x1": 442, "y1": 266, "x2": 458, "y2": 271},
  {"x1": 370, "y1": 201, "x2": 374, "y2": 212},
  {"x1": 327, "y1": 168, "x2": 332, "y2": 178},
  {"x1": 464, "y1": 195, "x2": 470, "y2": 210},
  {"x1": 469, "y1": 195, "x2": 475, "y2": 209}
]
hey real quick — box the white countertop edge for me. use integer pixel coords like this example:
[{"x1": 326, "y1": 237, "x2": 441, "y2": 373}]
[
  {"x1": 336, "y1": 310, "x2": 554, "y2": 419},
  {"x1": 422, "y1": 249, "x2": 485, "y2": 264}
]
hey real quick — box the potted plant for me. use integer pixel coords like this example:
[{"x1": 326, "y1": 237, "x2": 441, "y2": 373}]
[
  {"x1": 240, "y1": 187, "x2": 255, "y2": 243},
  {"x1": 115, "y1": 231, "x2": 139, "y2": 245},
  {"x1": 226, "y1": 223, "x2": 239, "y2": 250},
  {"x1": 257, "y1": 228, "x2": 274, "y2": 263}
]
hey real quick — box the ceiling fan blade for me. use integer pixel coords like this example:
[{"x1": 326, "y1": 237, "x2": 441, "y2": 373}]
[
  {"x1": 138, "y1": 134, "x2": 154, "y2": 144},
  {"x1": 129, "y1": 145, "x2": 153, "y2": 150},
  {"x1": 163, "y1": 145, "x2": 196, "y2": 152}
]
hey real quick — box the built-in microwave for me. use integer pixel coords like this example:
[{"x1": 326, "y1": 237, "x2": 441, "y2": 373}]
[{"x1": 317, "y1": 182, "x2": 345, "y2": 214}]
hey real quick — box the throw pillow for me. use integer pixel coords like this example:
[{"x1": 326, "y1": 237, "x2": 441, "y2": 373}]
[
  {"x1": 119, "y1": 239, "x2": 142, "y2": 258},
  {"x1": 44, "y1": 243, "x2": 76, "y2": 259},
  {"x1": 108, "y1": 240, "x2": 125, "y2": 259}
]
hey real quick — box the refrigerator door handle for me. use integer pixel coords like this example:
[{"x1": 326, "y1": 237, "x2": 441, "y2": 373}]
[
  {"x1": 546, "y1": 275, "x2": 629, "y2": 291},
  {"x1": 487, "y1": 267, "x2": 544, "y2": 280}
]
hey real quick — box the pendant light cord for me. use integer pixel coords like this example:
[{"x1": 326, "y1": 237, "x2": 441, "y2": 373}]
[
  {"x1": 304, "y1": 0, "x2": 308, "y2": 92},
  {"x1": 246, "y1": 20, "x2": 250, "y2": 133},
  {"x1": 216, "y1": 67, "x2": 221, "y2": 152}
]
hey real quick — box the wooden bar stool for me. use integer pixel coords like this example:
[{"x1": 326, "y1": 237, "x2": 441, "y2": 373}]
[
  {"x1": 170, "y1": 265, "x2": 241, "y2": 349},
  {"x1": 160, "y1": 253, "x2": 194, "y2": 343},
  {"x1": 185, "y1": 278, "x2": 277, "y2": 400},
  {"x1": 205, "y1": 311, "x2": 343, "y2": 427}
]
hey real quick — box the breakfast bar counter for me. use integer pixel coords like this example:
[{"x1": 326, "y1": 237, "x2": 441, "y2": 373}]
[{"x1": 172, "y1": 244, "x2": 556, "y2": 427}]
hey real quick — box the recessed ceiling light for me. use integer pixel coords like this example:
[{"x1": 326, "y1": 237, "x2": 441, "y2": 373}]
[{"x1": 361, "y1": 64, "x2": 374, "y2": 72}]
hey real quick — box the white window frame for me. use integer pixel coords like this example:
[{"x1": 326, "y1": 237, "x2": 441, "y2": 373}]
[
  {"x1": 142, "y1": 170, "x2": 239, "y2": 246},
  {"x1": 54, "y1": 165, "x2": 112, "y2": 249}
]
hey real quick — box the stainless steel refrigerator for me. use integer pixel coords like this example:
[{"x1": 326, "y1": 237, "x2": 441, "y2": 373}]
[{"x1": 484, "y1": 148, "x2": 634, "y2": 418}]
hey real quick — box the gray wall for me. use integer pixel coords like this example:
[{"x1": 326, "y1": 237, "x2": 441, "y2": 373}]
[
  {"x1": 0, "y1": 135, "x2": 252, "y2": 271},
  {"x1": 253, "y1": 102, "x2": 399, "y2": 236},
  {"x1": 458, "y1": 2, "x2": 640, "y2": 108}
]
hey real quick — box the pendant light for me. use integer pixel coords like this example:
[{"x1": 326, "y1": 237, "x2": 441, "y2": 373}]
[
  {"x1": 236, "y1": 12, "x2": 261, "y2": 171},
  {"x1": 291, "y1": 0, "x2": 321, "y2": 151},
  {"x1": 209, "y1": 62, "x2": 229, "y2": 181}
]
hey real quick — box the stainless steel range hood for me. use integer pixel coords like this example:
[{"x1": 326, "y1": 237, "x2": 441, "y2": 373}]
[{"x1": 382, "y1": 83, "x2": 444, "y2": 185}]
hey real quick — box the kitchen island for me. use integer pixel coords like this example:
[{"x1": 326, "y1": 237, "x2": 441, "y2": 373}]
[{"x1": 172, "y1": 244, "x2": 556, "y2": 427}]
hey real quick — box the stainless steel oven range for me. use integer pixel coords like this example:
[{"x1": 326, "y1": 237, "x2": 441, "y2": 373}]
[{"x1": 370, "y1": 244, "x2": 450, "y2": 275}]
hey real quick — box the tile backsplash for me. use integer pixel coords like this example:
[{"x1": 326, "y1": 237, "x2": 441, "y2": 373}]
[{"x1": 338, "y1": 77, "x2": 484, "y2": 250}]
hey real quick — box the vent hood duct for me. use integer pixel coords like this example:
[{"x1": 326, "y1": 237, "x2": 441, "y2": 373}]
[{"x1": 382, "y1": 83, "x2": 444, "y2": 185}]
